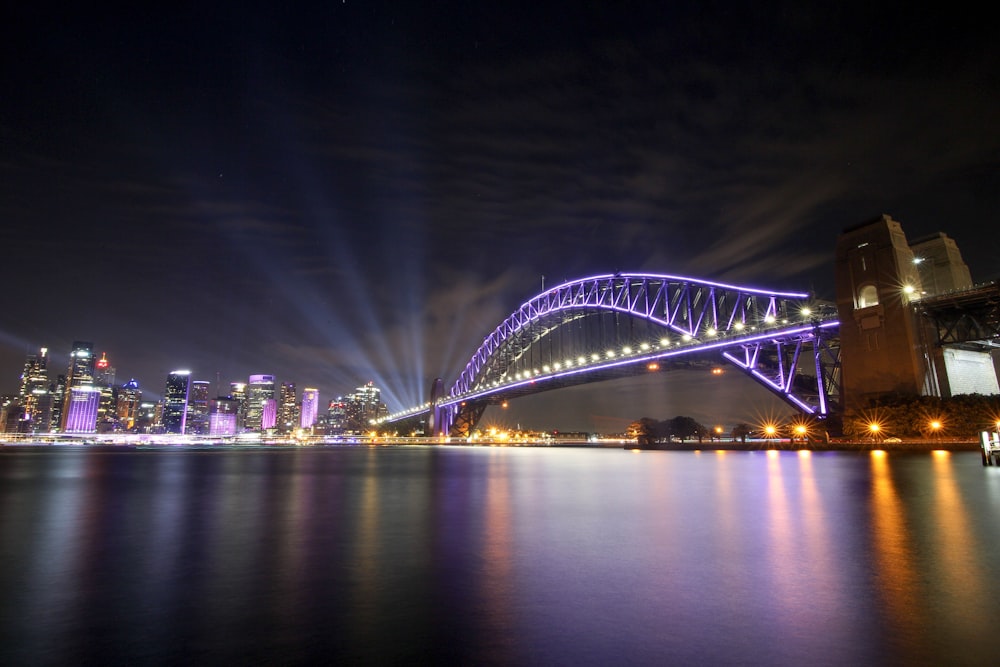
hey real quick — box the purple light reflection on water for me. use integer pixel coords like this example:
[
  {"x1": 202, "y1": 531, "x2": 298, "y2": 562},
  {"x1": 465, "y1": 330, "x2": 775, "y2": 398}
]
[{"x1": 2, "y1": 447, "x2": 999, "y2": 665}]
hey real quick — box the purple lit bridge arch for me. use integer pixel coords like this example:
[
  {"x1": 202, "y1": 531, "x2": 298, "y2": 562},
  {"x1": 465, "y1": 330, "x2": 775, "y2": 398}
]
[{"x1": 383, "y1": 273, "x2": 841, "y2": 437}]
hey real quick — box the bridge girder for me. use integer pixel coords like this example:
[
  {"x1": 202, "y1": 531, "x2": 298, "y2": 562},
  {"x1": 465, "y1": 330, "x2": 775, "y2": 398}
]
[
  {"x1": 916, "y1": 282, "x2": 1000, "y2": 347},
  {"x1": 416, "y1": 273, "x2": 841, "y2": 437}
]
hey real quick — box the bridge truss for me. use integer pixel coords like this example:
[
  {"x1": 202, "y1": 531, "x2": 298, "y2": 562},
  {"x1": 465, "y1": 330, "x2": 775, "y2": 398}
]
[
  {"x1": 386, "y1": 273, "x2": 842, "y2": 437},
  {"x1": 916, "y1": 282, "x2": 1000, "y2": 347}
]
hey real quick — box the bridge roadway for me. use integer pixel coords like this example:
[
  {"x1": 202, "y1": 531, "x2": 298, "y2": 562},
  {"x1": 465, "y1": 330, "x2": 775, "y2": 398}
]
[{"x1": 381, "y1": 272, "x2": 843, "y2": 437}]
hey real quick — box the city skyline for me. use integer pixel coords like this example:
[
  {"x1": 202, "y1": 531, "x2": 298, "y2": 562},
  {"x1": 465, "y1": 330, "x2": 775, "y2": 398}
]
[{"x1": 2, "y1": 4, "x2": 997, "y2": 430}]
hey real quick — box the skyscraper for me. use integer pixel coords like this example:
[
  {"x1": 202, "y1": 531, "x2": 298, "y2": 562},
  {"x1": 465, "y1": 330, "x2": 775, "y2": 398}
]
[
  {"x1": 245, "y1": 374, "x2": 275, "y2": 431},
  {"x1": 19, "y1": 347, "x2": 50, "y2": 433},
  {"x1": 64, "y1": 386, "x2": 101, "y2": 433},
  {"x1": 345, "y1": 381, "x2": 386, "y2": 433},
  {"x1": 209, "y1": 398, "x2": 239, "y2": 436},
  {"x1": 162, "y1": 370, "x2": 191, "y2": 434},
  {"x1": 186, "y1": 380, "x2": 211, "y2": 435},
  {"x1": 229, "y1": 381, "x2": 248, "y2": 431},
  {"x1": 278, "y1": 381, "x2": 298, "y2": 432},
  {"x1": 300, "y1": 388, "x2": 319, "y2": 429},
  {"x1": 59, "y1": 341, "x2": 95, "y2": 431},
  {"x1": 95, "y1": 352, "x2": 118, "y2": 432},
  {"x1": 116, "y1": 379, "x2": 141, "y2": 431}
]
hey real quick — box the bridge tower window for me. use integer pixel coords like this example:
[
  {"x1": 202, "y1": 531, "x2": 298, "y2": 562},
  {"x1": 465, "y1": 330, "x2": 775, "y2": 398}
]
[{"x1": 858, "y1": 285, "x2": 878, "y2": 309}]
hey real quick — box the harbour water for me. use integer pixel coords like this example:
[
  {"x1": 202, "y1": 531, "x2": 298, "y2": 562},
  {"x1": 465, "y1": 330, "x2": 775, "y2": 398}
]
[{"x1": 2, "y1": 445, "x2": 1000, "y2": 665}]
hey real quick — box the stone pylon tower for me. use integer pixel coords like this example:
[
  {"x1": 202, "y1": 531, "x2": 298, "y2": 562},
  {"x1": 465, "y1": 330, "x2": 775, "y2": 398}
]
[{"x1": 834, "y1": 215, "x2": 936, "y2": 410}]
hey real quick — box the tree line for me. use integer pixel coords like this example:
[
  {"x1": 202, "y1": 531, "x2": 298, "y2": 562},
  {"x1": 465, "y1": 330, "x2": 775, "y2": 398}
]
[{"x1": 627, "y1": 416, "x2": 748, "y2": 445}]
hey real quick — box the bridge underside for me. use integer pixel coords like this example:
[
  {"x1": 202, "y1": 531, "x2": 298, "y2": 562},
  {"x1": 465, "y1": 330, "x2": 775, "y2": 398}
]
[{"x1": 918, "y1": 282, "x2": 1000, "y2": 347}]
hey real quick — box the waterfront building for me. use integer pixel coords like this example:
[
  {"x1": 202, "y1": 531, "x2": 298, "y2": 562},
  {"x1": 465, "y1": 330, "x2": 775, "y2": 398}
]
[
  {"x1": 94, "y1": 353, "x2": 118, "y2": 432},
  {"x1": 344, "y1": 381, "x2": 387, "y2": 433},
  {"x1": 135, "y1": 401, "x2": 157, "y2": 433},
  {"x1": 300, "y1": 388, "x2": 319, "y2": 429},
  {"x1": 162, "y1": 370, "x2": 191, "y2": 434},
  {"x1": 229, "y1": 381, "x2": 248, "y2": 431},
  {"x1": 64, "y1": 386, "x2": 101, "y2": 433},
  {"x1": 59, "y1": 341, "x2": 95, "y2": 431},
  {"x1": 278, "y1": 381, "x2": 298, "y2": 432},
  {"x1": 328, "y1": 399, "x2": 346, "y2": 434},
  {"x1": 209, "y1": 397, "x2": 239, "y2": 436},
  {"x1": 245, "y1": 374, "x2": 275, "y2": 431},
  {"x1": 262, "y1": 398, "x2": 277, "y2": 431},
  {"x1": 19, "y1": 347, "x2": 50, "y2": 433},
  {"x1": 186, "y1": 380, "x2": 211, "y2": 435},
  {"x1": 116, "y1": 379, "x2": 141, "y2": 431},
  {"x1": 49, "y1": 374, "x2": 66, "y2": 431}
]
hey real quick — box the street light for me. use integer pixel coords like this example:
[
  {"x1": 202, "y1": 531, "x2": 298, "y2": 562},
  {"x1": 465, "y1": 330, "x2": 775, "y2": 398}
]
[
  {"x1": 929, "y1": 419, "x2": 942, "y2": 440},
  {"x1": 868, "y1": 422, "x2": 881, "y2": 442}
]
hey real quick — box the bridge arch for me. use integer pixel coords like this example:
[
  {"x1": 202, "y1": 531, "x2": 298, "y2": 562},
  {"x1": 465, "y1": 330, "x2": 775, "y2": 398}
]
[{"x1": 395, "y1": 273, "x2": 841, "y2": 437}]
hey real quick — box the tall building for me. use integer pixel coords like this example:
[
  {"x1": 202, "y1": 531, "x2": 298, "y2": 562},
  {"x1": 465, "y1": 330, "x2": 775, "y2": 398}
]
[
  {"x1": 278, "y1": 382, "x2": 298, "y2": 432},
  {"x1": 162, "y1": 370, "x2": 191, "y2": 434},
  {"x1": 245, "y1": 374, "x2": 275, "y2": 431},
  {"x1": 229, "y1": 381, "x2": 248, "y2": 431},
  {"x1": 64, "y1": 386, "x2": 101, "y2": 433},
  {"x1": 94, "y1": 352, "x2": 118, "y2": 432},
  {"x1": 116, "y1": 379, "x2": 142, "y2": 431},
  {"x1": 19, "y1": 347, "x2": 50, "y2": 433},
  {"x1": 344, "y1": 381, "x2": 387, "y2": 433},
  {"x1": 262, "y1": 398, "x2": 277, "y2": 431},
  {"x1": 49, "y1": 374, "x2": 66, "y2": 431},
  {"x1": 209, "y1": 397, "x2": 239, "y2": 436},
  {"x1": 59, "y1": 341, "x2": 95, "y2": 431},
  {"x1": 328, "y1": 399, "x2": 347, "y2": 434},
  {"x1": 186, "y1": 381, "x2": 211, "y2": 435},
  {"x1": 300, "y1": 388, "x2": 319, "y2": 429}
]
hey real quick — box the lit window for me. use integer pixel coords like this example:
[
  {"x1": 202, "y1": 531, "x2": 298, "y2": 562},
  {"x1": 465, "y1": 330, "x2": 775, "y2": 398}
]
[{"x1": 858, "y1": 285, "x2": 878, "y2": 308}]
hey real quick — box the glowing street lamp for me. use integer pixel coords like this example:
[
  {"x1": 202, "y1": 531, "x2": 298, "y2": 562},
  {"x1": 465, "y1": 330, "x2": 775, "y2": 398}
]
[
  {"x1": 929, "y1": 419, "x2": 942, "y2": 440},
  {"x1": 868, "y1": 422, "x2": 881, "y2": 441}
]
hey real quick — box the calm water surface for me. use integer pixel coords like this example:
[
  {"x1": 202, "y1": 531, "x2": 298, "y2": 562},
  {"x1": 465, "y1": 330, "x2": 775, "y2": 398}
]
[{"x1": 2, "y1": 446, "x2": 1000, "y2": 666}]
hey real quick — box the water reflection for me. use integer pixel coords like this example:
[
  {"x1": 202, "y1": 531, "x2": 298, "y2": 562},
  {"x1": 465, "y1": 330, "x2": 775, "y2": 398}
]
[{"x1": 3, "y1": 447, "x2": 1000, "y2": 665}]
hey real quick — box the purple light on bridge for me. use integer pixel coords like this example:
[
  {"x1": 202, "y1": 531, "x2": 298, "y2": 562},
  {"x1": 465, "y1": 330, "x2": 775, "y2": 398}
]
[{"x1": 442, "y1": 320, "x2": 839, "y2": 409}]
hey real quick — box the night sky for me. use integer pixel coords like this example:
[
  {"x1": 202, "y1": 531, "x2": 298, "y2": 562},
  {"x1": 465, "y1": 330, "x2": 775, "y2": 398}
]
[{"x1": 2, "y1": 3, "x2": 998, "y2": 431}]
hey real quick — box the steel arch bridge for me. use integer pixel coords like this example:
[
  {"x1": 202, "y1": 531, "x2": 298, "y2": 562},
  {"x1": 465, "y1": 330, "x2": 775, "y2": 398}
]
[{"x1": 383, "y1": 273, "x2": 841, "y2": 437}]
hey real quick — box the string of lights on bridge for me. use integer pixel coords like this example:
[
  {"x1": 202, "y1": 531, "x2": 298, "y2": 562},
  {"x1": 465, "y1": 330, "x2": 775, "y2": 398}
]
[{"x1": 378, "y1": 306, "x2": 824, "y2": 425}]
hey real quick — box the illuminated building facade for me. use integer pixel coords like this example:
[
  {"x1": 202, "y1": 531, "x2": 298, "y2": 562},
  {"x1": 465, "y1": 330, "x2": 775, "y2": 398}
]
[
  {"x1": 262, "y1": 398, "x2": 277, "y2": 430},
  {"x1": 162, "y1": 370, "x2": 191, "y2": 434},
  {"x1": 209, "y1": 398, "x2": 239, "y2": 436},
  {"x1": 245, "y1": 374, "x2": 275, "y2": 431},
  {"x1": 95, "y1": 353, "x2": 118, "y2": 432},
  {"x1": 116, "y1": 379, "x2": 141, "y2": 431},
  {"x1": 19, "y1": 347, "x2": 50, "y2": 433},
  {"x1": 278, "y1": 382, "x2": 298, "y2": 432},
  {"x1": 186, "y1": 380, "x2": 210, "y2": 435},
  {"x1": 300, "y1": 388, "x2": 319, "y2": 429},
  {"x1": 59, "y1": 341, "x2": 95, "y2": 431},
  {"x1": 328, "y1": 399, "x2": 346, "y2": 434},
  {"x1": 49, "y1": 374, "x2": 66, "y2": 431},
  {"x1": 64, "y1": 386, "x2": 101, "y2": 433},
  {"x1": 229, "y1": 382, "x2": 248, "y2": 431},
  {"x1": 344, "y1": 381, "x2": 387, "y2": 433}
]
